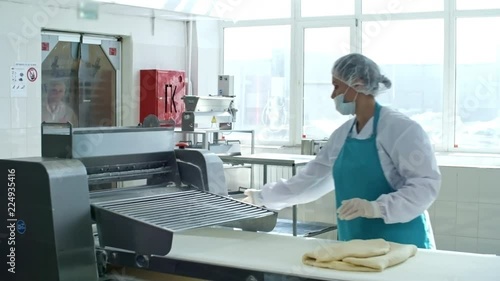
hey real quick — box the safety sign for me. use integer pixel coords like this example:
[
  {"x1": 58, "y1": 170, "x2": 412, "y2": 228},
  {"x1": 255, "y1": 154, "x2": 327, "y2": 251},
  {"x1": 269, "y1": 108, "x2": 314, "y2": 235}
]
[
  {"x1": 27, "y1": 67, "x2": 38, "y2": 82},
  {"x1": 10, "y1": 62, "x2": 38, "y2": 97}
]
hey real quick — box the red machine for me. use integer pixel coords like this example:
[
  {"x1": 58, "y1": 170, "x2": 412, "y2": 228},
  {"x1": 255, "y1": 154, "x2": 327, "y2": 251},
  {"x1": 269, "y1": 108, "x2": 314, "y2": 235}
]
[{"x1": 139, "y1": 69, "x2": 186, "y2": 127}]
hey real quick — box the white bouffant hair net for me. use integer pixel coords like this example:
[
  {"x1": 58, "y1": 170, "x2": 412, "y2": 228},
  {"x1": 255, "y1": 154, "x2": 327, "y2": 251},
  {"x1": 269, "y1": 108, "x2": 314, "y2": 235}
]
[{"x1": 331, "y1": 53, "x2": 392, "y2": 96}]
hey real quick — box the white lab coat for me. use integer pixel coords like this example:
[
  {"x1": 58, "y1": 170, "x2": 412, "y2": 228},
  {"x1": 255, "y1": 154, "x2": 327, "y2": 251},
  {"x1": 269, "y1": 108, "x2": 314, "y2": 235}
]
[
  {"x1": 42, "y1": 102, "x2": 78, "y2": 126},
  {"x1": 260, "y1": 106, "x2": 441, "y2": 225}
]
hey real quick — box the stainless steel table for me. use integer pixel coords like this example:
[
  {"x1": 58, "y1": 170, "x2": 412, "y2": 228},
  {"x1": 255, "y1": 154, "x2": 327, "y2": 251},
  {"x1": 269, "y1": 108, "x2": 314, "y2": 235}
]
[{"x1": 219, "y1": 153, "x2": 336, "y2": 236}]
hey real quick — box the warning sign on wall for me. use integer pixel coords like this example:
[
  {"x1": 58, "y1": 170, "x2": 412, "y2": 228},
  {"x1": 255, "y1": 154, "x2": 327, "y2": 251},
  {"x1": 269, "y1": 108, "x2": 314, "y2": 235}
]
[
  {"x1": 27, "y1": 67, "x2": 38, "y2": 82},
  {"x1": 10, "y1": 62, "x2": 38, "y2": 97}
]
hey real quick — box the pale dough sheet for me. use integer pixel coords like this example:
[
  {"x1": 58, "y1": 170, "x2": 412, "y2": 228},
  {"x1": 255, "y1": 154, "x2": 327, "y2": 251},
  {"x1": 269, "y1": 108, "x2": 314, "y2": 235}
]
[{"x1": 302, "y1": 239, "x2": 417, "y2": 272}]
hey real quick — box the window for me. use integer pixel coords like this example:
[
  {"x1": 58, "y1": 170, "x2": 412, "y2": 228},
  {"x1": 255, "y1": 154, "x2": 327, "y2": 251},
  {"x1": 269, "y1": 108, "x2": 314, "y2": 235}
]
[
  {"x1": 361, "y1": 19, "x2": 445, "y2": 147},
  {"x1": 361, "y1": 0, "x2": 443, "y2": 14},
  {"x1": 301, "y1": 0, "x2": 355, "y2": 17},
  {"x1": 212, "y1": 0, "x2": 291, "y2": 21},
  {"x1": 223, "y1": 26, "x2": 291, "y2": 143},
  {"x1": 456, "y1": 0, "x2": 500, "y2": 10},
  {"x1": 455, "y1": 17, "x2": 500, "y2": 151},
  {"x1": 302, "y1": 26, "x2": 352, "y2": 139},
  {"x1": 221, "y1": 2, "x2": 500, "y2": 153}
]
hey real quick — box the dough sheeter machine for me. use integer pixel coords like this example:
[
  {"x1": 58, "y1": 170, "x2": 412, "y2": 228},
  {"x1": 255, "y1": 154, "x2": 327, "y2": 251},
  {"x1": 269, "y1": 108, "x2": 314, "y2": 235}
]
[{"x1": 0, "y1": 123, "x2": 281, "y2": 281}]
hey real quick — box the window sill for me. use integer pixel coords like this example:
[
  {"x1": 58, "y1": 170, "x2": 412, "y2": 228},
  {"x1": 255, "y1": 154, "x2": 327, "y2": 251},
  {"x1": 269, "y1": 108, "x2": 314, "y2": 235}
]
[
  {"x1": 238, "y1": 146, "x2": 500, "y2": 168},
  {"x1": 435, "y1": 152, "x2": 500, "y2": 168}
]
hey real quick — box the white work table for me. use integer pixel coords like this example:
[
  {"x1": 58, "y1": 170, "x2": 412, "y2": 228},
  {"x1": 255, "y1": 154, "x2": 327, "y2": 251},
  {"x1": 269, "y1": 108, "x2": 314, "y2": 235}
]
[
  {"x1": 219, "y1": 153, "x2": 321, "y2": 236},
  {"x1": 167, "y1": 227, "x2": 500, "y2": 281}
]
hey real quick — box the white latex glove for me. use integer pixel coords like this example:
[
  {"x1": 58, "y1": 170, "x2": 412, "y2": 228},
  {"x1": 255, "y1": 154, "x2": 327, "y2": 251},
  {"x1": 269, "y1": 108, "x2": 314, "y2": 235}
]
[
  {"x1": 337, "y1": 198, "x2": 382, "y2": 220},
  {"x1": 241, "y1": 189, "x2": 264, "y2": 206}
]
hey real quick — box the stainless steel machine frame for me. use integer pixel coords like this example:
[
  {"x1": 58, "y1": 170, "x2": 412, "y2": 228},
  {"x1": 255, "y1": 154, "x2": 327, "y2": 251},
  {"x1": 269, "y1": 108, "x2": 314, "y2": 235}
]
[
  {"x1": 0, "y1": 122, "x2": 297, "y2": 281},
  {"x1": 181, "y1": 96, "x2": 237, "y2": 131}
]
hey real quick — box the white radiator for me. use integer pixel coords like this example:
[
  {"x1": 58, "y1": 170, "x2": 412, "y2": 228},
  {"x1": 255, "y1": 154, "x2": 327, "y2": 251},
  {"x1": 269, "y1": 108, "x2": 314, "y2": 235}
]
[
  {"x1": 252, "y1": 165, "x2": 294, "y2": 187},
  {"x1": 223, "y1": 164, "x2": 296, "y2": 191}
]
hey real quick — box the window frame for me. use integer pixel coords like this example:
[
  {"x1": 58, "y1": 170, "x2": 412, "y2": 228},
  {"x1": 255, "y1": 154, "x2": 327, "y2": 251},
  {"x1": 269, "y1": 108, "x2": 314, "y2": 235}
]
[
  {"x1": 296, "y1": 19, "x2": 358, "y2": 144},
  {"x1": 218, "y1": 0, "x2": 500, "y2": 154},
  {"x1": 450, "y1": 10, "x2": 500, "y2": 153},
  {"x1": 220, "y1": 20, "x2": 294, "y2": 145}
]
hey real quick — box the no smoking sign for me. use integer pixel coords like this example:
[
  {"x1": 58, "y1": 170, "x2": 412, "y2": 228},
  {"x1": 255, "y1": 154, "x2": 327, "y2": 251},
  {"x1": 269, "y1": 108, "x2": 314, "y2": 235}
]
[{"x1": 27, "y1": 67, "x2": 37, "y2": 82}]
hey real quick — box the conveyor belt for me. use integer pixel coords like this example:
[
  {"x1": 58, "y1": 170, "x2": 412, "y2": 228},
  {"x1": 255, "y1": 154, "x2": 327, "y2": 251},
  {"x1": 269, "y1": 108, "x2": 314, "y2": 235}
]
[
  {"x1": 93, "y1": 190, "x2": 274, "y2": 232},
  {"x1": 91, "y1": 190, "x2": 277, "y2": 255}
]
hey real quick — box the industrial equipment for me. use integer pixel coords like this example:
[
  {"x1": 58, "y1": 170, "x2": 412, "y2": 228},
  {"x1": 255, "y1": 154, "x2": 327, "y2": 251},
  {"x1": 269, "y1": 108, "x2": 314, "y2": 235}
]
[
  {"x1": 0, "y1": 122, "x2": 276, "y2": 281},
  {"x1": 301, "y1": 138, "x2": 328, "y2": 155},
  {"x1": 218, "y1": 74, "x2": 234, "y2": 97},
  {"x1": 181, "y1": 95, "x2": 238, "y2": 131}
]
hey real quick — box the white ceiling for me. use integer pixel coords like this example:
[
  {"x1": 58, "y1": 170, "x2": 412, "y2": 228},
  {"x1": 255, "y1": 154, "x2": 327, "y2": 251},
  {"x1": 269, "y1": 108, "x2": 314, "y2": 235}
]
[{"x1": 0, "y1": 0, "x2": 219, "y2": 21}]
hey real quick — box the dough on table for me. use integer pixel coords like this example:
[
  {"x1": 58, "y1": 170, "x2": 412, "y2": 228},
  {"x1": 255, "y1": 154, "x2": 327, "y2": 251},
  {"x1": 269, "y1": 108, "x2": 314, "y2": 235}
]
[{"x1": 302, "y1": 239, "x2": 417, "y2": 272}]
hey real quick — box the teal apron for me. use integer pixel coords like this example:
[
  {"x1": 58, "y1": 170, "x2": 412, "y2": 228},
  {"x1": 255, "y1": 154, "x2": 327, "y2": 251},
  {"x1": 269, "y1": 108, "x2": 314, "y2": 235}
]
[{"x1": 333, "y1": 103, "x2": 431, "y2": 249}]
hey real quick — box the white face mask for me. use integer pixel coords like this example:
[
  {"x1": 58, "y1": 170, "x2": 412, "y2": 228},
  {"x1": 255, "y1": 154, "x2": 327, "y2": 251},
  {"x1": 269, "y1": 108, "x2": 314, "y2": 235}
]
[{"x1": 334, "y1": 92, "x2": 358, "y2": 115}]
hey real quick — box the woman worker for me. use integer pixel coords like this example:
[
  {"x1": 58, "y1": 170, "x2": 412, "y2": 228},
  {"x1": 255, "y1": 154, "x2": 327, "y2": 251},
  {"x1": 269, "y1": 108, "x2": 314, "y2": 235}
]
[{"x1": 243, "y1": 53, "x2": 441, "y2": 249}]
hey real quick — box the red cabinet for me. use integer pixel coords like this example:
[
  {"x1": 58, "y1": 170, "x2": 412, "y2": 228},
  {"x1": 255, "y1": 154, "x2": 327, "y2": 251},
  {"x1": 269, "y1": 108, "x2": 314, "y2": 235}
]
[{"x1": 139, "y1": 69, "x2": 186, "y2": 127}]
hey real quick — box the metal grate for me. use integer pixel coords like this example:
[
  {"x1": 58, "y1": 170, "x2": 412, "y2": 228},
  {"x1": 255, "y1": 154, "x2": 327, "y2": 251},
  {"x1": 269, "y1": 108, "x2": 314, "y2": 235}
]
[{"x1": 92, "y1": 190, "x2": 273, "y2": 232}]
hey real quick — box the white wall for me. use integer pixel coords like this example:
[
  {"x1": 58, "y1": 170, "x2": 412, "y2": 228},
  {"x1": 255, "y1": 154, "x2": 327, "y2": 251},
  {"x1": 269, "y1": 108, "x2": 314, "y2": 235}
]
[
  {"x1": 430, "y1": 166, "x2": 500, "y2": 254},
  {"x1": 0, "y1": 1, "x2": 187, "y2": 159}
]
